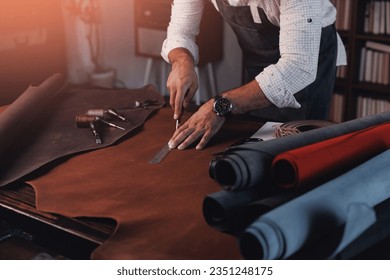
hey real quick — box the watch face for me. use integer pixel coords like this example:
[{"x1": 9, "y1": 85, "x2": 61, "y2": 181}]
[{"x1": 214, "y1": 97, "x2": 232, "y2": 116}]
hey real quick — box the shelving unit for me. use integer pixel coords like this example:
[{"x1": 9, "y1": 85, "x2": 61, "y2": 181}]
[{"x1": 331, "y1": 0, "x2": 390, "y2": 122}]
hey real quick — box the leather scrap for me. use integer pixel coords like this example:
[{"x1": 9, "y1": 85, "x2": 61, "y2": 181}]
[{"x1": 0, "y1": 74, "x2": 164, "y2": 187}]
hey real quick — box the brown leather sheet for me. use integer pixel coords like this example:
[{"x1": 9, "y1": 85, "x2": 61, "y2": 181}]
[
  {"x1": 26, "y1": 107, "x2": 260, "y2": 259},
  {"x1": 0, "y1": 74, "x2": 164, "y2": 187}
]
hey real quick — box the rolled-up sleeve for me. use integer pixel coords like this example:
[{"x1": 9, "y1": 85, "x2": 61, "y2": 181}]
[
  {"x1": 161, "y1": 0, "x2": 205, "y2": 65},
  {"x1": 256, "y1": 1, "x2": 323, "y2": 109}
]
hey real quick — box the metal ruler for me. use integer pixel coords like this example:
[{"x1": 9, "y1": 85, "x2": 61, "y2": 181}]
[
  {"x1": 150, "y1": 120, "x2": 180, "y2": 164},
  {"x1": 149, "y1": 144, "x2": 171, "y2": 164}
]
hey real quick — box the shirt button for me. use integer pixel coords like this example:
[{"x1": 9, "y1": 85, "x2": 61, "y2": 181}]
[{"x1": 307, "y1": 18, "x2": 312, "y2": 23}]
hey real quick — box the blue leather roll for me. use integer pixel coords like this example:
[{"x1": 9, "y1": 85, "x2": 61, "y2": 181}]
[{"x1": 239, "y1": 150, "x2": 390, "y2": 259}]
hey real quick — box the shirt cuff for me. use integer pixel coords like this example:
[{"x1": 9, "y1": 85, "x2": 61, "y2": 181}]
[
  {"x1": 161, "y1": 38, "x2": 199, "y2": 65},
  {"x1": 255, "y1": 70, "x2": 301, "y2": 109}
]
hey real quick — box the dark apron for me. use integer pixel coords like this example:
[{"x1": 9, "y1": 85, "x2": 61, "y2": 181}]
[{"x1": 214, "y1": 0, "x2": 337, "y2": 121}]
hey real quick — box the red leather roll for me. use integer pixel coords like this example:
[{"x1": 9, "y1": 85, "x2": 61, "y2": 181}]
[{"x1": 272, "y1": 121, "x2": 390, "y2": 189}]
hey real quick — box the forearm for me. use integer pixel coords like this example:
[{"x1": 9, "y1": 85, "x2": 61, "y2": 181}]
[
  {"x1": 168, "y1": 48, "x2": 195, "y2": 65},
  {"x1": 222, "y1": 80, "x2": 272, "y2": 115}
]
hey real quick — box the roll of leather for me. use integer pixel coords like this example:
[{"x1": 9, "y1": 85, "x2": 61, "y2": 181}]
[
  {"x1": 337, "y1": 197, "x2": 390, "y2": 259},
  {"x1": 0, "y1": 76, "x2": 164, "y2": 187},
  {"x1": 203, "y1": 188, "x2": 304, "y2": 234},
  {"x1": 239, "y1": 150, "x2": 390, "y2": 260},
  {"x1": 209, "y1": 111, "x2": 390, "y2": 191},
  {"x1": 202, "y1": 189, "x2": 263, "y2": 234},
  {"x1": 272, "y1": 122, "x2": 390, "y2": 189}
]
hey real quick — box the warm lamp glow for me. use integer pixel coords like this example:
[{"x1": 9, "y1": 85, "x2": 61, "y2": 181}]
[{"x1": 0, "y1": 0, "x2": 66, "y2": 105}]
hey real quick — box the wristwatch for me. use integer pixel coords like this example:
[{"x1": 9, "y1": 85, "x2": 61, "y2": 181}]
[{"x1": 213, "y1": 94, "x2": 234, "y2": 118}]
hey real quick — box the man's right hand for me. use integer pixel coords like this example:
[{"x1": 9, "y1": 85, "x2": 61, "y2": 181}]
[{"x1": 167, "y1": 48, "x2": 199, "y2": 120}]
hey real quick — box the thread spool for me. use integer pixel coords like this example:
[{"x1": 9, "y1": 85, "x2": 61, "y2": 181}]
[{"x1": 76, "y1": 115, "x2": 99, "y2": 128}]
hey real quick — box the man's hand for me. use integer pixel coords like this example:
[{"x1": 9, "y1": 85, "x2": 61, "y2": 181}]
[
  {"x1": 168, "y1": 100, "x2": 225, "y2": 150},
  {"x1": 167, "y1": 48, "x2": 199, "y2": 120}
]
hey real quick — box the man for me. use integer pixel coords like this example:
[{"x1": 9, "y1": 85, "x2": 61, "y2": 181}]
[{"x1": 161, "y1": 0, "x2": 346, "y2": 150}]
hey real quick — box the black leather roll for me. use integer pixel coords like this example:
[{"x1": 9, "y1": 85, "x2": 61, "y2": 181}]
[
  {"x1": 209, "y1": 112, "x2": 390, "y2": 191},
  {"x1": 203, "y1": 188, "x2": 304, "y2": 234}
]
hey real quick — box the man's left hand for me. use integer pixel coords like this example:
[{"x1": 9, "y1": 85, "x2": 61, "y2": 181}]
[{"x1": 168, "y1": 100, "x2": 225, "y2": 150}]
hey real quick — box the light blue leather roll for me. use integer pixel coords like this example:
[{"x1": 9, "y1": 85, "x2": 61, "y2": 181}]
[{"x1": 239, "y1": 150, "x2": 390, "y2": 259}]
